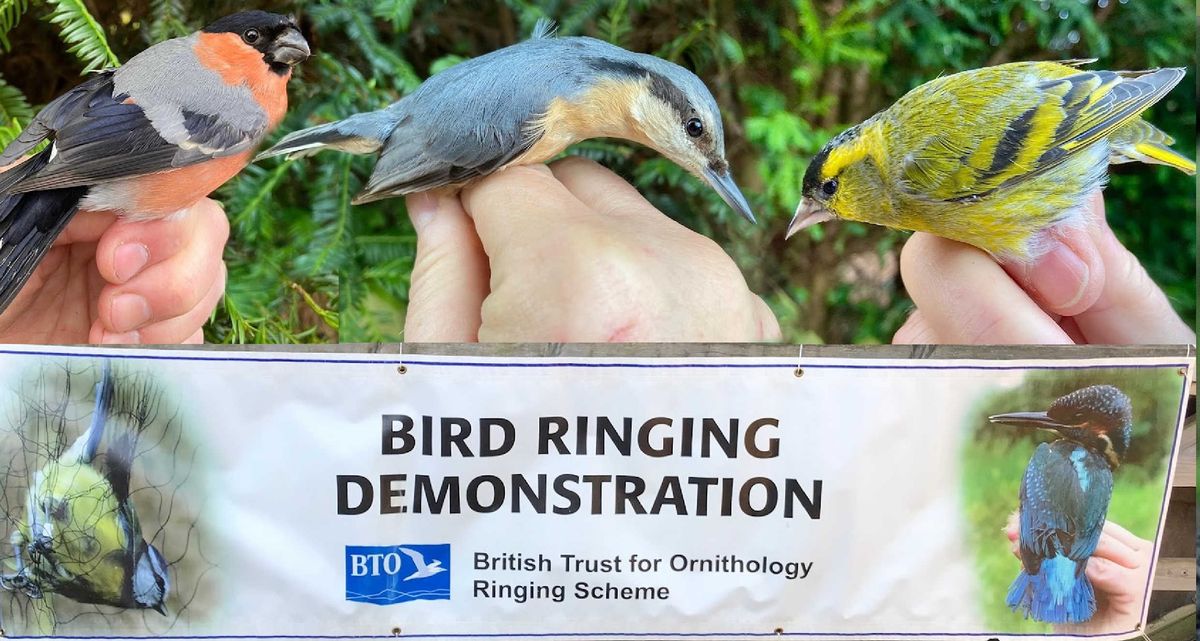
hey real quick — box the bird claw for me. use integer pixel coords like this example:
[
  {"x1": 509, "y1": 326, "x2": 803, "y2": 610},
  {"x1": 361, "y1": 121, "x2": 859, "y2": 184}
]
[{"x1": 0, "y1": 573, "x2": 43, "y2": 599}]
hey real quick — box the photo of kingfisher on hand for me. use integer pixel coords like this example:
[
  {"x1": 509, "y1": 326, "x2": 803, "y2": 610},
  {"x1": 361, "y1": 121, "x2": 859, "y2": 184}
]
[
  {"x1": 959, "y1": 367, "x2": 1184, "y2": 635},
  {"x1": 988, "y1": 385, "x2": 1133, "y2": 624}
]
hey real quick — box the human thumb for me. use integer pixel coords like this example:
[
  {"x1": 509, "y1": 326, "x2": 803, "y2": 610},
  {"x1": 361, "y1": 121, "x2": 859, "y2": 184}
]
[
  {"x1": 403, "y1": 192, "x2": 489, "y2": 342},
  {"x1": 1004, "y1": 192, "x2": 1107, "y2": 318}
]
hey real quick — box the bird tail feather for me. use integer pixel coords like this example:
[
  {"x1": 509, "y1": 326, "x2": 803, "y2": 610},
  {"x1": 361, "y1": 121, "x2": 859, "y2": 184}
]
[
  {"x1": 254, "y1": 111, "x2": 396, "y2": 162},
  {"x1": 0, "y1": 147, "x2": 87, "y2": 315},
  {"x1": 1110, "y1": 119, "x2": 1196, "y2": 175},
  {"x1": 1006, "y1": 556, "x2": 1095, "y2": 624},
  {"x1": 1128, "y1": 141, "x2": 1196, "y2": 175}
]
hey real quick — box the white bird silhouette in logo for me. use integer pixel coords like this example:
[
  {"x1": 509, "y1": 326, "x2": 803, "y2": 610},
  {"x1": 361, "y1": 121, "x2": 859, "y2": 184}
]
[{"x1": 399, "y1": 547, "x2": 447, "y2": 581}]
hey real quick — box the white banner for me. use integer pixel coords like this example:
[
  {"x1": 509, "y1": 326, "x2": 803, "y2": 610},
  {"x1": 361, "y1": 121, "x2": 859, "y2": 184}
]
[{"x1": 0, "y1": 346, "x2": 1190, "y2": 640}]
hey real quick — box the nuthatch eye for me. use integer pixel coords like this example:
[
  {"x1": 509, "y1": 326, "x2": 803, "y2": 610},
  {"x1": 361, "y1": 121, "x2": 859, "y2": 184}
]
[{"x1": 257, "y1": 20, "x2": 757, "y2": 223}]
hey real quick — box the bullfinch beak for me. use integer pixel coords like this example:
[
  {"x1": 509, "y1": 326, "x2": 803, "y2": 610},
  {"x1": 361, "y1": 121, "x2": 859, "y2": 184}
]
[{"x1": 269, "y1": 28, "x2": 310, "y2": 67}]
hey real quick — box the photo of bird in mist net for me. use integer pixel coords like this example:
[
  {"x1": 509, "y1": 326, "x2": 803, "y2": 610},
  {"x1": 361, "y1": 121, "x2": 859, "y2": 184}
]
[
  {"x1": 0, "y1": 358, "x2": 213, "y2": 636},
  {"x1": 959, "y1": 367, "x2": 1183, "y2": 634}
]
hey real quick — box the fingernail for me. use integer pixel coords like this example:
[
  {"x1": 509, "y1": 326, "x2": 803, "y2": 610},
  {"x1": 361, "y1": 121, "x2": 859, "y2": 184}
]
[
  {"x1": 110, "y1": 294, "x2": 151, "y2": 332},
  {"x1": 100, "y1": 330, "x2": 140, "y2": 344},
  {"x1": 113, "y1": 243, "x2": 150, "y2": 283},
  {"x1": 1029, "y1": 244, "x2": 1089, "y2": 310},
  {"x1": 407, "y1": 193, "x2": 438, "y2": 232}
]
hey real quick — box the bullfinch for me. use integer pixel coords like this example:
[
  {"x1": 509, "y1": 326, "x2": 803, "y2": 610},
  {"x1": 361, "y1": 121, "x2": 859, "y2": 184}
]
[{"x1": 0, "y1": 11, "x2": 309, "y2": 315}]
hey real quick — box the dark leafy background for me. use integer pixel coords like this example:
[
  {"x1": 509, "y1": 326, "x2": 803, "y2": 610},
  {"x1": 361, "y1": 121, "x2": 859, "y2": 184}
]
[{"x1": 0, "y1": 0, "x2": 1193, "y2": 343}]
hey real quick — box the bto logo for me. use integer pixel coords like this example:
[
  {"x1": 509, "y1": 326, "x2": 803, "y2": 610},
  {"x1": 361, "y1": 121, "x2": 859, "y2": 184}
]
[{"x1": 345, "y1": 544, "x2": 451, "y2": 605}]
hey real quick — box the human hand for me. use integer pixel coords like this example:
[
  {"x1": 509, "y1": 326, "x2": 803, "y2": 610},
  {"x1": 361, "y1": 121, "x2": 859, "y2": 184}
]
[
  {"x1": 402, "y1": 157, "x2": 779, "y2": 342},
  {"x1": 0, "y1": 198, "x2": 229, "y2": 344},
  {"x1": 1005, "y1": 513, "x2": 1151, "y2": 633},
  {"x1": 894, "y1": 193, "x2": 1195, "y2": 344}
]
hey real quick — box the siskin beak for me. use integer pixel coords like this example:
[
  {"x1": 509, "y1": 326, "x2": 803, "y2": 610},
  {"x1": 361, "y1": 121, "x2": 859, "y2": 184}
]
[
  {"x1": 702, "y1": 166, "x2": 757, "y2": 224},
  {"x1": 269, "y1": 28, "x2": 310, "y2": 67},
  {"x1": 785, "y1": 197, "x2": 834, "y2": 239}
]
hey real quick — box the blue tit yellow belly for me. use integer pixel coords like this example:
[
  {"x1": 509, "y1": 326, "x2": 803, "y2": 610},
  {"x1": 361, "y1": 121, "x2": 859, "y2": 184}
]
[
  {"x1": 790, "y1": 61, "x2": 1194, "y2": 262},
  {"x1": 26, "y1": 459, "x2": 131, "y2": 606}
]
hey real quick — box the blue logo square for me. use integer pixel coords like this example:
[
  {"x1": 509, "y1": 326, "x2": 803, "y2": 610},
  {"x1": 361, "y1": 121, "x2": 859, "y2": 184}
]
[{"x1": 345, "y1": 544, "x2": 451, "y2": 605}]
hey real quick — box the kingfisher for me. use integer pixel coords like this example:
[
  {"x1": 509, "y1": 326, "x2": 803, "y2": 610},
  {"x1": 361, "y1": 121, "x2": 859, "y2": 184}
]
[{"x1": 988, "y1": 384, "x2": 1132, "y2": 624}]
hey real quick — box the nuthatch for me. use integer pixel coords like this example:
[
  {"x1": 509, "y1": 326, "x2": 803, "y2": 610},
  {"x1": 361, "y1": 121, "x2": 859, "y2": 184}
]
[{"x1": 257, "y1": 21, "x2": 756, "y2": 223}]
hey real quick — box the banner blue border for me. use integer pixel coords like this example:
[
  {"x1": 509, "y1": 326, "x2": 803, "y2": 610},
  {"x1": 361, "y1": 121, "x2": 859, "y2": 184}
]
[{"x1": 0, "y1": 349, "x2": 1188, "y2": 641}]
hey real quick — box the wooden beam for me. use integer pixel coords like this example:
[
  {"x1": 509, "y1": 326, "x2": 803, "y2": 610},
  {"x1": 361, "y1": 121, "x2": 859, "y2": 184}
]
[
  {"x1": 86, "y1": 343, "x2": 1196, "y2": 359},
  {"x1": 1147, "y1": 604, "x2": 1197, "y2": 641},
  {"x1": 1173, "y1": 421, "x2": 1195, "y2": 488},
  {"x1": 1153, "y1": 557, "x2": 1195, "y2": 591}
]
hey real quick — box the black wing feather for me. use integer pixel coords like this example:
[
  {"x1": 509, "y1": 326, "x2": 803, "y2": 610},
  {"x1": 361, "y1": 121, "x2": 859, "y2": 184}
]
[{"x1": 1, "y1": 72, "x2": 258, "y2": 193}]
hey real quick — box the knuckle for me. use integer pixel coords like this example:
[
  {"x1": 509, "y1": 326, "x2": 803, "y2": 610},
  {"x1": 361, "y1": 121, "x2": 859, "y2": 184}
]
[
  {"x1": 550, "y1": 155, "x2": 600, "y2": 173},
  {"x1": 210, "y1": 207, "x2": 231, "y2": 245},
  {"x1": 154, "y1": 272, "x2": 205, "y2": 315}
]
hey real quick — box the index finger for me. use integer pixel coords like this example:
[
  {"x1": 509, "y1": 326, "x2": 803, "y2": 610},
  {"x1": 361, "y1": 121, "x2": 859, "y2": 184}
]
[
  {"x1": 459, "y1": 164, "x2": 597, "y2": 268},
  {"x1": 898, "y1": 233, "x2": 1074, "y2": 344}
]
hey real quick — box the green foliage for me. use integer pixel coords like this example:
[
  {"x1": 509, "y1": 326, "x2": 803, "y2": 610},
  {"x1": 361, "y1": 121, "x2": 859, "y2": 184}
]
[
  {"x1": 960, "y1": 367, "x2": 1185, "y2": 631},
  {"x1": 44, "y1": 0, "x2": 119, "y2": 72},
  {"x1": 0, "y1": 0, "x2": 28, "y2": 50},
  {"x1": 0, "y1": 72, "x2": 31, "y2": 148},
  {"x1": 0, "y1": 0, "x2": 1193, "y2": 342},
  {"x1": 145, "y1": 0, "x2": 189, "y2": 44}
]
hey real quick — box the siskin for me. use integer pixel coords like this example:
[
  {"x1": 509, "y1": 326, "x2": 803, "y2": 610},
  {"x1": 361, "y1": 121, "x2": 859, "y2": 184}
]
[{"x1": 785, "y1": 60, "x2": 1195, "y2": 262}]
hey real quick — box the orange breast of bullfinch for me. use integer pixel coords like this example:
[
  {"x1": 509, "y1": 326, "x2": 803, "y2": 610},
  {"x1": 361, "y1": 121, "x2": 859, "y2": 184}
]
[
  {"x1": 121, "y1": 151, "x2": 253, "y2": 216},
  {"x1": 103, "y1": 33, "x2": 294, "y2": 217},
  {"x1": 194, "y1": 32, "x2": 291, "y2": 128}
]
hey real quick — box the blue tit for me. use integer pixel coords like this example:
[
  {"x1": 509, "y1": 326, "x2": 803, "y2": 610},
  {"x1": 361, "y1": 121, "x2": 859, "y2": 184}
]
[{"x1": 3, "y1": 361, "x2": 169, "y2": 613}]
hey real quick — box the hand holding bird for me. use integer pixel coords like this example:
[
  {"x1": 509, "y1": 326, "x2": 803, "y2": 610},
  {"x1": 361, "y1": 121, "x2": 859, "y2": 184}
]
[
  {"x1": 0, "y1": 196, "x2": 229, "y2": 344},
  {"x1": 893, "y1": 193, "x2": 1195, "y2": 345},
  {"x1": 403, "y1": 157, "x2": 780, "y2": 342},
  {"x1": 0, "y1": 11, "x2": 309, "y2": 321},
  {"x1": 1004, "y1": 515, "x2": 1149, "y2": 634}
]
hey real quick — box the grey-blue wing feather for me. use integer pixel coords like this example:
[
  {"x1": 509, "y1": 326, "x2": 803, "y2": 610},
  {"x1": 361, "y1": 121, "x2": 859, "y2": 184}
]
[{"x1": 358, "y1": 36, "x2": 610, "y2": 198}]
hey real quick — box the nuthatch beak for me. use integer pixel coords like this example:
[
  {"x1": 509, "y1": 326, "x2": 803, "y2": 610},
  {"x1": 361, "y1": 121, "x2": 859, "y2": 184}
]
[
  {"x1": 702, "y1": 166, "x2": 756, "y2": 224},
  {"x1": 785, "y1": 197, "x2": 834, "y2": 239}
]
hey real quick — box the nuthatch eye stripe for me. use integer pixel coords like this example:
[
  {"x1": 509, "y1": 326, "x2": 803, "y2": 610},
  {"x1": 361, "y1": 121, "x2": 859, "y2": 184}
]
[{"x1": 257, "y1": 20, "x2": 757, "y2": 224}]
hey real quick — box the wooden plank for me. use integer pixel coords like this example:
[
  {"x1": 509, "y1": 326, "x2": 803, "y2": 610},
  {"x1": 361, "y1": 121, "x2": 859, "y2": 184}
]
[
  {"x1": 1153, "y1": 557, "x2": 1195, "y2": 591},
  {"x1": 89, "y1": 343, "x2": 1195, "y2": 359},
  {"x1": 1172, "y1": 421, "x2": 1195, "y2": 488},
  {"x1": 1147, "y1": 604, "x2": 1197, "y2": 641}
]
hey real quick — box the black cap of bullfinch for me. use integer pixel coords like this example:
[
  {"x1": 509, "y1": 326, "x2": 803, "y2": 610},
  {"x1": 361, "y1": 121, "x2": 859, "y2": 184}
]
[
  {"x1": 0, "y1": 10, "x2": 309, "y2": 316},
  {"x1": 203, "y1": 11, "x2": 310, "y2": 74}
]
